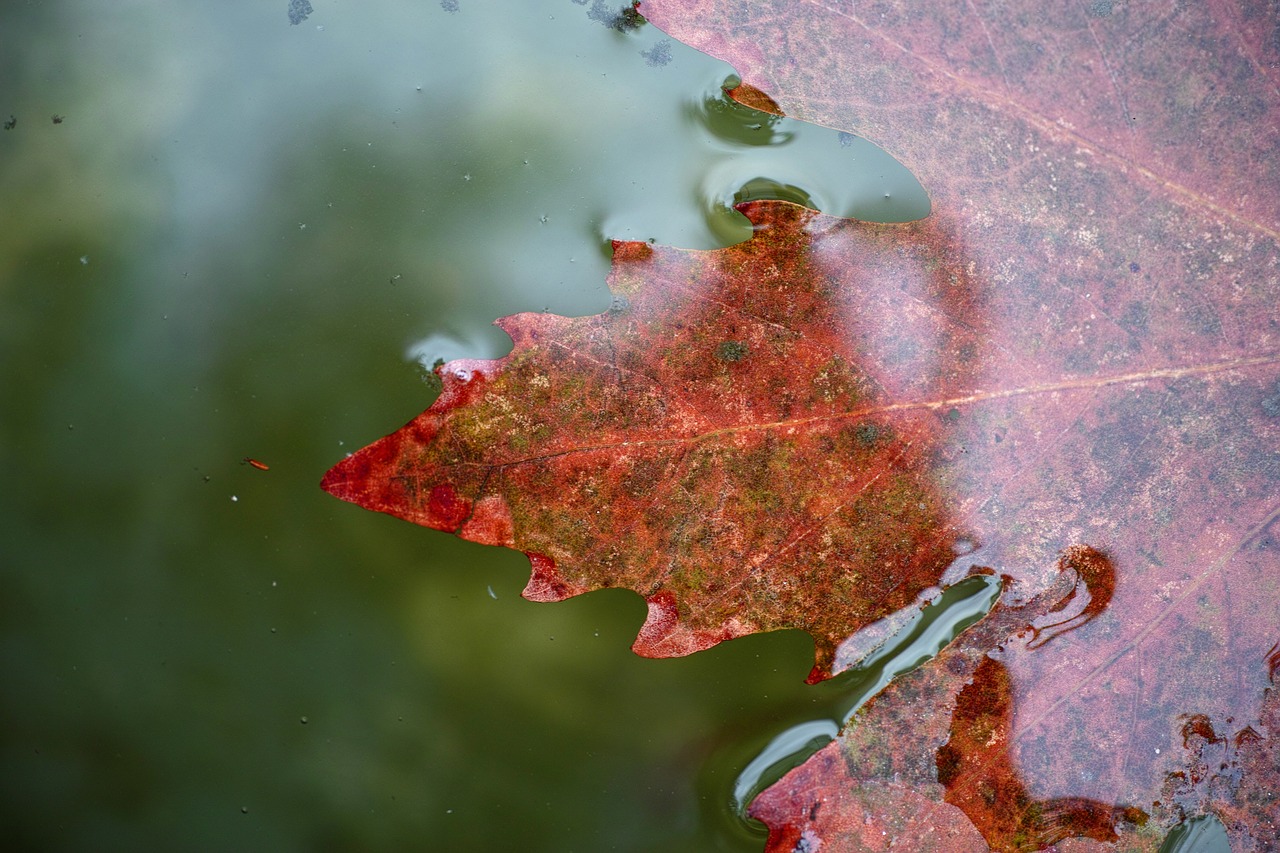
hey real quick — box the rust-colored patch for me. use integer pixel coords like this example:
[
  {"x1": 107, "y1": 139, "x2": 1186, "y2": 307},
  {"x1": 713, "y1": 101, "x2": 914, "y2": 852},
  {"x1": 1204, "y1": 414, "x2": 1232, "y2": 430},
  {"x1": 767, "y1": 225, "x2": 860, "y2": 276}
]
[
  {"x1": 937, "y1": 656, "x2": 1145, "y2": 850},
  {"x1": 726, "y1": 81, "x2": 784, "y2": 116}
]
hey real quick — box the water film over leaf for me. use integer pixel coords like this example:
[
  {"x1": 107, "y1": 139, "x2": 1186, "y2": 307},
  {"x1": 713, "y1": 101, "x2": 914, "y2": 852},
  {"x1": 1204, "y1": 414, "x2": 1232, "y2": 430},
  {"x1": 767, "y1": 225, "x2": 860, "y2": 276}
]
[
  {"x1": 637, "y1": 0, "x2": 1280, "y2": 849},
  {"x1": 324, "y1": 0, "x2": 1279, "y2": 848}
]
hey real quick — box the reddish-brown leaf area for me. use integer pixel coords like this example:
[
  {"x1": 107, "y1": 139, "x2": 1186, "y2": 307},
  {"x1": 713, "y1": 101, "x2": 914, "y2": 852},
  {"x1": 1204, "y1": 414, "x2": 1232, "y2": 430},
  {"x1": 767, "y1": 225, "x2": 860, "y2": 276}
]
[
  {"x1": 937, "y1": 655, "x2": 1148, "y2": 850},
  {"x1": 634, "y1": 0, "x2": 1280, "y2": 847},
  {"x1": 324, "y1": 202, "x2": 995, "y2": 681}
]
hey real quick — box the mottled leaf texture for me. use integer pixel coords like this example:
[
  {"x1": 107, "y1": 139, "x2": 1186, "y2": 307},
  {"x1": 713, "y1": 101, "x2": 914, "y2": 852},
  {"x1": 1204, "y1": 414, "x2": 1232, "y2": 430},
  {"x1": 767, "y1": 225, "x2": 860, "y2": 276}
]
[
  {"x1": 636, "y1": 0, "x2": 1280, "y2": 849},
  {"x1": 323, "y1": 0, "x2": 1280, "y2": 848}
]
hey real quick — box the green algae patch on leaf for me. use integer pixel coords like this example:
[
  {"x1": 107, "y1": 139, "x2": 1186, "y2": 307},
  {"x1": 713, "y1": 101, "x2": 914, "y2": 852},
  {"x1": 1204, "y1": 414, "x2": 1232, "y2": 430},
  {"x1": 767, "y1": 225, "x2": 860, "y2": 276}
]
[
  {"x1": 323, "y1": 201, "x2": 992, "y2": 681},
  {"x1": 640, "y1": 0, "x2": 1280, "y2": 848}
]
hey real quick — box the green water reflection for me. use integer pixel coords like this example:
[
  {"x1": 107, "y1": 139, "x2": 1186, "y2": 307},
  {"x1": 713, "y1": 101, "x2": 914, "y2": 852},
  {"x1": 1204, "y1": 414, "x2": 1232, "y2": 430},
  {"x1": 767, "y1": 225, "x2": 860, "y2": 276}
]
[{"x1": 2, "y1": 1, "x2": 934, "y2": 850}]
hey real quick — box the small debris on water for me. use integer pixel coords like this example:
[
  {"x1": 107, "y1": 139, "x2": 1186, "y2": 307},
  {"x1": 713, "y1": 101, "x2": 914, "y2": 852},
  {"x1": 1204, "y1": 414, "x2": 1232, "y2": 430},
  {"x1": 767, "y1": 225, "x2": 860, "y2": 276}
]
[
  {"x1": 642, "y1": 40, "x2": 672, "y2": 67},
  {"x1": 288, "y1": 0, "x2": 314, "y2": 25},
  {"x1": 487, "y1": 585, "x2": 497, "y2": 599}
]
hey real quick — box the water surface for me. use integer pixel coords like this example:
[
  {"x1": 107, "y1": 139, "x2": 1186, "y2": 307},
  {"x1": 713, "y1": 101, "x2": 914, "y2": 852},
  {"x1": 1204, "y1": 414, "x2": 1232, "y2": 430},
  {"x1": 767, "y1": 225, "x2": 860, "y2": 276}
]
[{"x1": 2, "y1": 2, "x2": 939, "y2": 849}]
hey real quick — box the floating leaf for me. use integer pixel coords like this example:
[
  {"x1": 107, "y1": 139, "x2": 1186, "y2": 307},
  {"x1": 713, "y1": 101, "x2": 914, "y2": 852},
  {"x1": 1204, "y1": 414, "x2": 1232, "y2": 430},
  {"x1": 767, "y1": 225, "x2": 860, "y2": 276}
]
[{"x1": 323, "y1": 0, "x2": 1279, "y2": 846}]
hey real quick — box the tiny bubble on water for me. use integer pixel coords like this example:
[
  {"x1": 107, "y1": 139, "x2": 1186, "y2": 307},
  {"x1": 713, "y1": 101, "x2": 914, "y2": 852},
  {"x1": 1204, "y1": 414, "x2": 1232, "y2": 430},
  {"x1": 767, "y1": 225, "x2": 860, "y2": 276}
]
[
  {"x1": 231, "y1": 495, "x2": 238, "y2": 502},
  {"x1": 300, "y1": 716, "x2": 309, "y2": 724},
  {"x1": 241, "y1": 806, "x2": 249, "y2": 814}
]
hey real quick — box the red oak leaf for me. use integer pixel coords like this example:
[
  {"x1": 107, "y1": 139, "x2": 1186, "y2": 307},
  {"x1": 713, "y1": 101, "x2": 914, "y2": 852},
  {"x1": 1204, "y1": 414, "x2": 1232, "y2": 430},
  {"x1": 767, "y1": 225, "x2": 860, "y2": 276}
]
[
  {"x1": 324, "y1": 200, "x2": 994, "y2": 682},
  {"x1": 635, "y1": 0, "x2": 1280, "y2": 848}
]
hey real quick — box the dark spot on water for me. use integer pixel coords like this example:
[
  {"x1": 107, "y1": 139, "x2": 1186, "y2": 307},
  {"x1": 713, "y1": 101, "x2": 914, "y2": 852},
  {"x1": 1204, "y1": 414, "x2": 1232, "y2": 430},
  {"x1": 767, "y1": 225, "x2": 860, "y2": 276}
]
[
  {"x1": 3, "y1": 115, "x2": 14, "y2": 130},
  {"x1": 287, "y1": 0, "x2": 313, "y2": 25},
  {"x1": 641, "y1": 40, "x2": 672, "y2": 67},
  {"x1": 581, "y1": 0, "x2": 645, "y2": 31},
  {"x1": 715, "y1": 340, "x2": 748, "y2": 362},
  {"x1": 51, "y1": 114, "x2": 64, "y2": 124},
  {"x1": 440, "y1": 0, "x2": 459, "y2": 12},
  {"x1": 837, "y1": 130, "x2": 858, "y2": 148}
]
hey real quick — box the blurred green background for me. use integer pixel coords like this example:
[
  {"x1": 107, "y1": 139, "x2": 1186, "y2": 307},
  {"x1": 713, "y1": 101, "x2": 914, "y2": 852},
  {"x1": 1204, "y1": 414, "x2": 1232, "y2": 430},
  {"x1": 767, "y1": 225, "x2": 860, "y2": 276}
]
[{"x1": 0, "y1": 1, "x2": 940, "y2": 849}]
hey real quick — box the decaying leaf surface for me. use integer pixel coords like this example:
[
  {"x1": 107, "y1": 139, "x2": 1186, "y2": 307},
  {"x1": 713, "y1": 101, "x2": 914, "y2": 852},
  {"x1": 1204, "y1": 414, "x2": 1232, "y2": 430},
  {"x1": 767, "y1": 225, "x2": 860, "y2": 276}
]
[
  {"x1": 325, "y1": 201, "x2": 994, "y2": 681},
  {"x1": 633, "y1": 0, "x2": 1280, "y2": 848}
]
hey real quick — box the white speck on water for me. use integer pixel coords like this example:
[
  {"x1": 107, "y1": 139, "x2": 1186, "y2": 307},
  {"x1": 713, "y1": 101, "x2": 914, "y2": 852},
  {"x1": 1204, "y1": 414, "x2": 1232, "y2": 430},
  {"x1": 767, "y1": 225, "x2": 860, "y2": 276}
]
[
  {"x1": 79, "y1": 255, "x2": 89, "y2": 264},
  {"x1": 231, "y1": 495, "x2": 238, "y2": 502},
  {"x1": 299, "y1": 223, "x2": 307, "y2": 230},
  {"x1": 487, "y1": 585, "x2": 497, "y2": 600},
  {"x1": 462, "y1": 173, "x2": 471, "y2": 181}
]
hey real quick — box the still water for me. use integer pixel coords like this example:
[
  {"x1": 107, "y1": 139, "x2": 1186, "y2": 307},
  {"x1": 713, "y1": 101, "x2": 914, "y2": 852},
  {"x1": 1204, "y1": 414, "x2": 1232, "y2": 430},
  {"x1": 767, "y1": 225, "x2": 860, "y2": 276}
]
[{"x1": 1, "y1": 2, "x2": 960, "y2": 850}]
